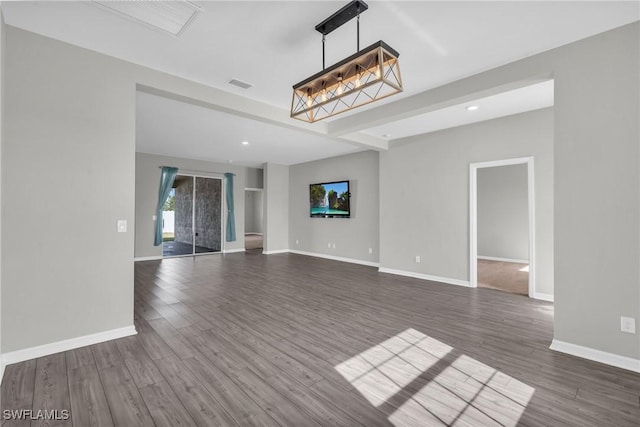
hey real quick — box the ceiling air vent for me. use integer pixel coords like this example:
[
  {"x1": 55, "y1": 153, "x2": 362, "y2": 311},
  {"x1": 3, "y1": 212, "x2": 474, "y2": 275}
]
[
  {"x1": 228, "y1": 79, "x2": 253, "y2": 90},
  {"x1": 93, "y1": 1, "x2": 202, "y2": 37}
]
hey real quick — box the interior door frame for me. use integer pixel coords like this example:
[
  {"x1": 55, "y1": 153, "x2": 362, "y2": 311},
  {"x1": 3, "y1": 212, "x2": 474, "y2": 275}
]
[
  {"x1": 163, "y1": 172, "x2": 224, "y2": 258},
  {"x1": 469, "y1": 156, "x2": 535, "y2": 297},
  {"x1": 244, "y1": 187, "x2": 264, "y2": 235}
]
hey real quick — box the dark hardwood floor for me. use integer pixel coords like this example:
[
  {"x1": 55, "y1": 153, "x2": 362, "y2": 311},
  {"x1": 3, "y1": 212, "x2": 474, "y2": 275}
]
[{"x1": 2, "y1": 252, "x2": 639, "y2": 426}]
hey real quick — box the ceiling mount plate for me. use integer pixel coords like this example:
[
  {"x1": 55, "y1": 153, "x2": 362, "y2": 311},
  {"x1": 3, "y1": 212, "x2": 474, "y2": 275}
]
[{"x1": 315, "y1": 0, "x2": 368, "y2": 35}]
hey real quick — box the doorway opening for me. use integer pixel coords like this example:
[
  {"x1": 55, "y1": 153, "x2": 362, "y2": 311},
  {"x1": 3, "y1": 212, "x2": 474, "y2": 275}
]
[
  {"x1": 244, "y1": 188, "x2": 263, "y2": 252},
  {"x1": 470, "y1": 157, "x2": 534, "y2": 297},
  {"x1": 163, "y1": 174, "x2": 223, "y2": 257}
]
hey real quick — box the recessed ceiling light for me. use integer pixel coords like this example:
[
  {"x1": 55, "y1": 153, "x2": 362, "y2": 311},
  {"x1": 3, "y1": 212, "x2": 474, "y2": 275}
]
[
  {"x1": 241, "y1": 141, "x2": 249, "y2": 146},
  {"x1": 466, "y1": 105, "x2": 479, "y2": 111}
]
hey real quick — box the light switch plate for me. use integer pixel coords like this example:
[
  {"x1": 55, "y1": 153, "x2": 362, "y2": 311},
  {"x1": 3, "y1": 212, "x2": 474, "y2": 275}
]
[{"x1": 117, "y1": 220, "x2": 127, "y2": 233}]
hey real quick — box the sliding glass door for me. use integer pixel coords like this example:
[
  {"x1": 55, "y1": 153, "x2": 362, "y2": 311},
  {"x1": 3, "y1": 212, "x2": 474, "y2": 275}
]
[
  {"x1": 194, "y1": 177, "x2": 222, "y2": 253},
  {"x1": 162, "y1": 175, "x2": 222, "y2": 257}
]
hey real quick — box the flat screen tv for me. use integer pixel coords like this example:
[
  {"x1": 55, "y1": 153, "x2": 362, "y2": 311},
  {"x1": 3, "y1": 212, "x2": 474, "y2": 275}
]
[{"x1": 310, "y1": 180, "x2": 350, "y2": 218}]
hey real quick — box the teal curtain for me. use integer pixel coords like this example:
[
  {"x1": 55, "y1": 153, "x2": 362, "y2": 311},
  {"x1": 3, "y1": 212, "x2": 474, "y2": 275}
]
[
  {"x1": 225, "y1": 172, "x2": 236, "y2": 242},
  {"x1": 154, "y1": 166, "x2": 178, "y2": 246}
]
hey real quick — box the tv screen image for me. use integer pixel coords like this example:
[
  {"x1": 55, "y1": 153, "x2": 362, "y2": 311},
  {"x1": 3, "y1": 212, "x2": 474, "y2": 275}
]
[{"x1": 310, "y1": 181, "x2": 350, "y2": 218}]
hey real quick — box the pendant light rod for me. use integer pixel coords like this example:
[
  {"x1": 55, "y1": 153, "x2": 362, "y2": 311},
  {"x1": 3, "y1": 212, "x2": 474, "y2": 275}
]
[
  {"x1": 357, "y1": 5, "x2": 360, "y2": 51},
  {"x1": 322, "y1": 34, "x2": 326, "y2": 69},
  {"x1": 317, "y1": 1, "x2": 367, "y2": 70}
]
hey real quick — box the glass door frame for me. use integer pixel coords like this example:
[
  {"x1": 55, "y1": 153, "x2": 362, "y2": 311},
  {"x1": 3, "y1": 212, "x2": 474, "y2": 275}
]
[{"x1": 162, "y1": 172, "x2": 224, "y2": 258}]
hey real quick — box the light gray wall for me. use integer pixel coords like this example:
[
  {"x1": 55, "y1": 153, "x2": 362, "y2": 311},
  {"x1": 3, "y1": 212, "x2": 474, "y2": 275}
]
[
  {"x1": 551, "y1": 23, "x2": 639, "y2": 358},
  {"x1": 477, "y1": 164, "x2": 529, "y2": 261},
  {"x1": 245, "y1": 167, "x2": 263, "y2": 189},
  {"x1": 289, "y1": 151, "x2": 379, "y2": 263},
  {"x1": 244, "y1": 190, "x2": 263, "y2": 234},
  {"x1": 2, "y1": 24, "x2": 267, "y2": 353},
  {"x1": 380, "y1": 108, "x2": 554, "y2": 293},
  {"x1": 380, "y1": 22, "x2": 639, "y2": 360},
  {"x1": 0, "y1": 11, "x2": 5, "y2": 378},
  {"x1": 135, "y1": 152, "x2": 245, "y2": 258},
  {"x1": 2, "y1": 26, "x2": 136, "y2": 352},
  {"x1": 263, "y1": 163, "x2": 289, "y2": 253}
]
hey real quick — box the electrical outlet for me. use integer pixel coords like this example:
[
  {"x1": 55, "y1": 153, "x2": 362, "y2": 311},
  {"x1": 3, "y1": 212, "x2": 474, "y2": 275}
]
[
  {"x1": 368, "y1": 247, "x2": 373, "y2": 254},
  {"x1": 117, "y1": 220, "x2": 127, "y2": 233},
  {"x1": 332, "y1": 243, "x2": 336, "y2": 249},
  {"x1": 328, "y1": 242, "x2": 331, "y2": 248},
  {"x1": 621, "y1": 317, "x2": 636, "y2": 334},
  {"x1": 415, "y1": 255, "x2": 421, "y2": 263}
]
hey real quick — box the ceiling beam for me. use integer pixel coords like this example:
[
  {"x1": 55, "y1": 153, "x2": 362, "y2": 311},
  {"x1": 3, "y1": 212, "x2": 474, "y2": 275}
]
[
  {"x1": 136, "y1": 84, "x2": 387, "y2": 151},
  {"x1": 340, "y1": 131, "x2": 388, "y2": 150},
  {"x1": 326, "y1": 72, "x2": 554, "y2": 137}
]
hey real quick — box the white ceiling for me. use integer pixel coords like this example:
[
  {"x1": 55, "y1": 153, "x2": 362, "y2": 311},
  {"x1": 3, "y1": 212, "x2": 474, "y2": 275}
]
[
  {"x1": 136, "y1": 90, "x2": 363, "y2": 167},
  {"x1": 2, "y1": 1, "x2": 638, "y2": 165}
]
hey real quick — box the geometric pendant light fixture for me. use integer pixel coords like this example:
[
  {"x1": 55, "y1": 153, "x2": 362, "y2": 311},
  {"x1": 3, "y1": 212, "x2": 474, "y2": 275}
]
[{"x1": 291, "y1": 1, "x2": 403, "y2": 123}]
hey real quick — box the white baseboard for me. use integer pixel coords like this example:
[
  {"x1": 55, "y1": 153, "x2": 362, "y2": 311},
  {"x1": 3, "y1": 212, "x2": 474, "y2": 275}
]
[
  {"x1": 378, "y1": 267, "x2": 472, "y2": 288},
  {"x1": 289, "y1": 250, "x2": 380, "y2": 268},
  {"x1": 534, "y1": 292, "x2": 554, "y2": 302},
  {"x1": 223, "y1": 248, "x2": 245, "y2": 254},
  {"x1": 1, "y1": 325, "x2": 137, "y2": 367},
  {"x1": 477, "y1": 256, "x2": 529, "y2": 264},
  {"x1": 134, "y1": 256, "x2": 163, "y2": 262},
  {"x1": 550, "y1": 339, "x2": 640, "y2": 373},
  {"x1": 262, "y1": 249, "x2": 290, "y2": 255}
]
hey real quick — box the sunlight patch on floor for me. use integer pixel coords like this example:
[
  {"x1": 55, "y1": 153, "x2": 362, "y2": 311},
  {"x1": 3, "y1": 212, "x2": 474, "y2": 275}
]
[
  {"x1": 335, "y1": 329, "x2": 451, "y2": 406},
  {"x1": 335, "y1": 328, "x2": 535, "y2": 426}
]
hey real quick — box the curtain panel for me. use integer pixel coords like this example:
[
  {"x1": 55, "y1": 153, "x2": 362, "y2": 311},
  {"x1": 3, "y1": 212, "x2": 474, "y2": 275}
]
[
  {"x1": 224, "y1": 172, "x2": 236, "y2": 242},
  {"x1": 154, "y1": 166, "x2": 178, "y2": 246}
]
